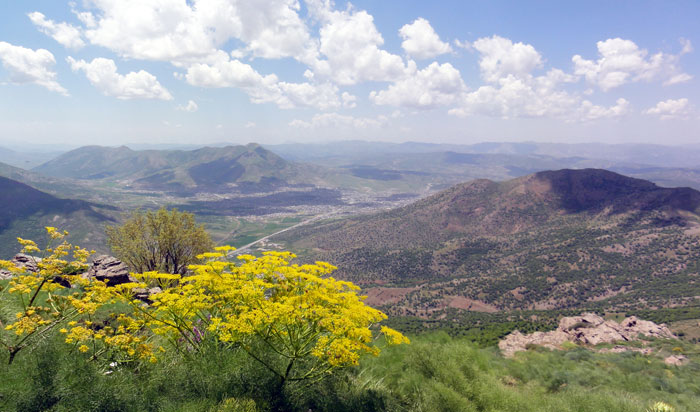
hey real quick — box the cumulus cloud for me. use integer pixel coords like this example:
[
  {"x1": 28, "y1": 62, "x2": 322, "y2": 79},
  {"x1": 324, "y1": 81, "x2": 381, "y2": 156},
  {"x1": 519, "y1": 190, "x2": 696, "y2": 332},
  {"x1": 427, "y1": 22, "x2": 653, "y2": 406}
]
[
  {"x1": 370, "y1": 62, "x2": 466, "y2": 108},
  {"x1": 309, "y1": 4, "x2": 409, "y2": 85},
  {"x1": 27, "y1": 11, "x2": 85, "y2": 49},
  {"x1": 645, "y1": 98, "x2": 691, "y2": 119},
  {"x1": 572, "y1": 38, "x2": 692, "y2": 91},
  {"x1": 448, "y1": 36, "x2": 628, "y2": 122},
  {"x1": 176, "y1": 100, "x2": 198, "y2": 112},
  {"x1": 289, "y1": 112, "x2": 388, "y2": 129},
  {"x1": 453, "y1": 39, "x2": 471, "y2": 50},
  {"x1": 473, "y1": 35, "x2": 543, "y2": 83},
  {"x1": 449, "y1": 37, "x2": 581, "y2": 119},
  {"x1": 78, "y1": 0, "x2": 316, "y2": 64},
  {"x1": 185, "y1": 53, "x2": 340, "y2": 109},
  {"x1": 0, "y1": 41, "x2": 68, "y2": 95},
  {"x1": 67, "y1": 57, "x2": 173, "y2": 100},
  {"x1": 399, "y1": 18, "x2": 452, "y2": 59},
  {"x1": 578, "y1": 97, "x2": 629, "y2": 121},
  {"x1": 341, "y1": 92, "x2": 357, "y2": 108}
]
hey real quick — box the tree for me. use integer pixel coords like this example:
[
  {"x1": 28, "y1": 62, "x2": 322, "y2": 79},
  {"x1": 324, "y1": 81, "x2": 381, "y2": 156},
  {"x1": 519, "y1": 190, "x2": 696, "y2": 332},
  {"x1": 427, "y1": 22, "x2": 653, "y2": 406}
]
[{"x1": 106, "y1": 207, "x2": 214, "y2": 275}]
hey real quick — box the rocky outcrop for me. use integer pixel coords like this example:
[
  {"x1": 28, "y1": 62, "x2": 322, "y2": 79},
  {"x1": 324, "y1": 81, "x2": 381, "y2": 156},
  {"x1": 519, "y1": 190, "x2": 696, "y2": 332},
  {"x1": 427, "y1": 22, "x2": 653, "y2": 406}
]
[
  {"x1": 1, "y1": 253, "x2": 42, "y2": 279},
  {"x1": 11, "y1": 253, "x2": 41, "y2": 272},
  {"x1": 664, "y1": 354, "x2": 689, "y2": 366},
  {"x1": 499, "y1": 313, "x2": 677, "y2": 357},
  {"x1": 85, "y1": 255, "x2": 135, "y2": 286}
]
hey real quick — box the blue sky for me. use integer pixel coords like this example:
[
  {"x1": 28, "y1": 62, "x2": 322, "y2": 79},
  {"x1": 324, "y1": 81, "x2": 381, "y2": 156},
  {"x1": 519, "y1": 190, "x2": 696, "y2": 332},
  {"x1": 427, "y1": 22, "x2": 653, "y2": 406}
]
[{"x1": 0, "y1": 0, "x2": 698, "y2": 148}]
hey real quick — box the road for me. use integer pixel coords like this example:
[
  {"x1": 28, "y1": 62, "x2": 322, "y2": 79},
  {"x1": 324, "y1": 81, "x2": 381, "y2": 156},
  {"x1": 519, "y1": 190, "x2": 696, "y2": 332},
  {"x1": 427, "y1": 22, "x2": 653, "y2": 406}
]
[{"x1": 229, "y1": 212, "x2": 336, "y2": 255}]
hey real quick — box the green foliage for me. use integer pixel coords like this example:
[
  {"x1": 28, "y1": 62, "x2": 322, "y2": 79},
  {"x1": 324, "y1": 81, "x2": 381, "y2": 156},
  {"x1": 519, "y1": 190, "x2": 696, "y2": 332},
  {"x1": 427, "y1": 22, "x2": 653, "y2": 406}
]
[
  {"x1": 2, "y1": 333, "x2": 698, "y2": 412},
  {"x1": 106, "y1": 207, "x2": 214, "y2": 274}
]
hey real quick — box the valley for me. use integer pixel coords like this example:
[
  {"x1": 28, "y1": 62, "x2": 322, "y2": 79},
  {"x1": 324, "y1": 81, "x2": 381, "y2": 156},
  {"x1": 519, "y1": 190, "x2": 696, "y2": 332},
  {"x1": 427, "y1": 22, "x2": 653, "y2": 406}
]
[{"x1": 2, "y1": 142, "x2": 700, "y2": 325}]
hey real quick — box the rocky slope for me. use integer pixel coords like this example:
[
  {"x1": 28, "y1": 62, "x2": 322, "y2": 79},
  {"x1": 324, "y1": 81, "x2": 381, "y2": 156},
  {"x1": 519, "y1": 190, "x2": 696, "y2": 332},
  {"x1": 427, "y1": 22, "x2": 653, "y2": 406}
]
[
  {"x1": 280, "y1": 169, "x2": 700, "y2": 314},
  {"x1": 498, "y1": 313, "x2": 677, "y2": 357}
]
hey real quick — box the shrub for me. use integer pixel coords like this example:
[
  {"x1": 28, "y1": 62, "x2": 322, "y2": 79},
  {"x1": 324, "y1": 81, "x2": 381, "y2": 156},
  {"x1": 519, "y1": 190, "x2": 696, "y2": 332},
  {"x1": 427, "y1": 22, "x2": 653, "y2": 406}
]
[{"x1": 106, "y1": 207, "x2": 214, "y2": 275}]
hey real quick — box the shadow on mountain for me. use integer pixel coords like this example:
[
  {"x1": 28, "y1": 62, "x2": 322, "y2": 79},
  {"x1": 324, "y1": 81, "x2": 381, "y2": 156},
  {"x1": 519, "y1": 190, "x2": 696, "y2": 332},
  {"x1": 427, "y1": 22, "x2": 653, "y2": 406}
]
[
  {"x1": 533, "y1": 169, "x2": 700, "y2": 215},
  {"x1": 0, "y1": 176, "x2": 115, "y2": 233}
]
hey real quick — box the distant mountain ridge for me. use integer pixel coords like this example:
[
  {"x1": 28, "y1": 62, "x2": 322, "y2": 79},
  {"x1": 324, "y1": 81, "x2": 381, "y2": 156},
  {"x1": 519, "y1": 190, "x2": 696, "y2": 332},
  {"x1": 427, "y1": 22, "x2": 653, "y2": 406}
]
[
  {"x1": 280, "y1": 169, "x2": 700, "y2": 314},
  {"x1": 33, "y1": 143, "x2": 314, "y2": 193}
]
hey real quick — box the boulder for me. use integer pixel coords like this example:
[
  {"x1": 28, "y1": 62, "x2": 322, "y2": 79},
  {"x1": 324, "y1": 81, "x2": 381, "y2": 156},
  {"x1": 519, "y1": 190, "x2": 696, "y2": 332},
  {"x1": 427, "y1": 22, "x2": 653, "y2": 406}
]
[
  {"x1": 664, "y1": 354, "x2": 689, "y2": 366},
  {"x1": 499, "y1": 313, "x2": 678, "y2": 357},
  {"x1": 86, "y1": 255, "x2": 135, "y2": 286},
  {"x1": 11, "y1": 253, "x2": 41, "y2": 273},
  {"x1": 0, "y1": 269, "x2": 12, "y2": 280}
]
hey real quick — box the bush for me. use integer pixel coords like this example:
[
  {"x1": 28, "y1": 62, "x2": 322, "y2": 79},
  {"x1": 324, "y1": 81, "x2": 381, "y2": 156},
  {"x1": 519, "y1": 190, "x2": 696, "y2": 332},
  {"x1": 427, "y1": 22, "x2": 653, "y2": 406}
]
[{"x1": 106, "y1": 207, "x2": 214, "y2": 274}]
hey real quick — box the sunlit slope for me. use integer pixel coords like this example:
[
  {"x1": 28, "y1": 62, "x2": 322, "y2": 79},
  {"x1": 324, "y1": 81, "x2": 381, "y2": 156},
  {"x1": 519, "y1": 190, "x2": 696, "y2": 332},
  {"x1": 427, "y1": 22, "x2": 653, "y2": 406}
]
[
  {"x1": 281, "y1": 169, "x2": 700, "y2": 312},
  {"x1": 31, "y1": 143, "x2": 426, "y2": 193}
]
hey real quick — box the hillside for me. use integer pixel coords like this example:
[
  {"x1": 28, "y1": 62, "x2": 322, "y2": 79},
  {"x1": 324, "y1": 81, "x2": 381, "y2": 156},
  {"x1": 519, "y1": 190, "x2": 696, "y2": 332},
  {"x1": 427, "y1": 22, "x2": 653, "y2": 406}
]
[
  {"x1": 32, "y1": 143, "x2": 375, "y2": 194},
  {"x1": 0, "y1": 176, "x2": 116, "y2": 258},
  {"x1": 280, "y1": 169, "x2": 700, "y2": 315}
]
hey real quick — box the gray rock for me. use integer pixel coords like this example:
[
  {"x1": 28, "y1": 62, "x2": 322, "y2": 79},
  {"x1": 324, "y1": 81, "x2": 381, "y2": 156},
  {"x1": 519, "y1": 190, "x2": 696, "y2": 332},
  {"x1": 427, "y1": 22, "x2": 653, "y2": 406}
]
[
  {"x1": 664, "y1": 354, "x2": 689, "y2": 366},
  {"x1": 499, "y1": 313, "x2": 678, "y2": 357},
  {"x1": 86, "y1": 255, "x2": 135, "y2": 286},
  {"x1": 11, "y1": 253, "x2": 41, "y2": 273}
]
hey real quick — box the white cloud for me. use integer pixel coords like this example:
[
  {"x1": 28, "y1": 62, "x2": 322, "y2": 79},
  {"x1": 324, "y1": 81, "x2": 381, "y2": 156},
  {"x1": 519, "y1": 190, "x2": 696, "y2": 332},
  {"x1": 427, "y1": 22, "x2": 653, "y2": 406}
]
[
  {"x1": 370, "y1": 62, "x2": 466, "y2": 109},
  {"x1": 572, "y1": 38, "x2": 692, "y2": 91},
  {"x1": 453, "y1": 39, "x2": 471, "y2": 50},
  {"x1": 645, "y1": 98, "x2": 691, "y2": 119},
  {"x1": 341, "y1": 92, "x2": 357, "y2": 108},
  {"x1": 0, "y1": 41, "x2": 68, "y2": 95},
  {"x1": 473, "y1": 35, "x2": 543, "y2": 83},
  {"x1": 310, "y1": 6, "x2": 409, "y2": 85},
  {"x1": 578, "y1": 97, "x2": 629, "y2": 121},
  {"x1": 185, "y1": 53, "x2": 340, "y2": 109},
  {"x1": 450, "y1": 37, "x2": 583, "y2": 119},
  {"x1": 77, "y1": 0, "x2": 316, "y2": 64},
  {"x1": 399, "y1": 18, "x2": 452, "y2": 59},
  {"x1": 289, "y1": 112, "x2": 388, "y2": 129},
  {"x1": 27, "y1": 11, "x2": 85, "y2": 49},
  {"x1": 176, "y1": 100, "x2": 198, "y2": 112},
  {"x1": 67, "y1": 57, "x2": 173, "y2": 100}
]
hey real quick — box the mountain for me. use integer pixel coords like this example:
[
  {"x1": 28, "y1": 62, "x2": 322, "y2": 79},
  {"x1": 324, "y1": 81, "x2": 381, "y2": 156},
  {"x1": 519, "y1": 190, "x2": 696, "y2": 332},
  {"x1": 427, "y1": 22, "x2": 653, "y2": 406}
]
[
  {"x1": 266, "y1": 141, "x2": 700, "y2": 191},
  {"x1": 0, "y1": 146, "x2": 63, "y2": 169},
  {"x1": 279, "y1": 169, "x2": 700, "y2": 315},
  {"x1": 267, "y1": 141, "x2": 700, "y2": 169},
  {"x1": 33, "y1": 144, "x2": 300, "y2": 191},
  {"x1": 0, "y1": 176, "x2": 116, "y2": 258},
  {"x1": 32, "y1": 143, "x2": 389, "y2": 195}
]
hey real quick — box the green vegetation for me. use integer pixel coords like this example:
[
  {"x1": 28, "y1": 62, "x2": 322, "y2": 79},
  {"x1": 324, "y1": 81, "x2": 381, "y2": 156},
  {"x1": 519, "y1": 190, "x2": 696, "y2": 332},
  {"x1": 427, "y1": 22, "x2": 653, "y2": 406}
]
[
  {"x1": 0, "y1": 332, "x2": 698, "y2": 412},
  {"x1": 281, "y1": 169, "x2": 700, "y2": 315},
  {"x1": 106, "y1": 207, "x2": 214, "y2": 274}
]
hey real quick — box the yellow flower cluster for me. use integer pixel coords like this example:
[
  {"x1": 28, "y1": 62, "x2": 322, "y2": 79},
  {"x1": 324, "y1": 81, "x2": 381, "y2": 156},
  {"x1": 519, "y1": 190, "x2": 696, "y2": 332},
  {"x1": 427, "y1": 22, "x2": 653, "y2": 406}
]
[
  {"x1": 0, "y1": 228, "x2": 114, "y2": 364},
  {"x1": 111, "y1": 249, "x2": 408, "y2": 381},
  {"x1": 2, "y1": 229, "x2": 408, "y2": 377}
]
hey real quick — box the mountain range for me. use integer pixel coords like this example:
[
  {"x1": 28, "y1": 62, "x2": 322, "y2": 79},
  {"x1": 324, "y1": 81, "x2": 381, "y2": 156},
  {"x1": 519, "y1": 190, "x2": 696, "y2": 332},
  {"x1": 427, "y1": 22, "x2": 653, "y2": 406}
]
[{"x1": 278, "y1": 169, "x2": 700, "y2": 316}]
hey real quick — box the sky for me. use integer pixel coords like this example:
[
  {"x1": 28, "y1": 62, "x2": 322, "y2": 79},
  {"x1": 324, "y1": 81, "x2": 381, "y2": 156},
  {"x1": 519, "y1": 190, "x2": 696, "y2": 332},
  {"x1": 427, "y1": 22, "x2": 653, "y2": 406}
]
[{"x1": 0, "y1": 0, "x2": 698, "y2": 148}]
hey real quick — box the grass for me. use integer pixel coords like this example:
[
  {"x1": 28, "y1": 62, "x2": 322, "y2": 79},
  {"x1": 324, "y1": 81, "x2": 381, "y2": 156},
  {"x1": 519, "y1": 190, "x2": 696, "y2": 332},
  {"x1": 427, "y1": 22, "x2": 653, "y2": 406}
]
[{"x1": 1, "y1": 331, "x2": 698, "y2": 412}]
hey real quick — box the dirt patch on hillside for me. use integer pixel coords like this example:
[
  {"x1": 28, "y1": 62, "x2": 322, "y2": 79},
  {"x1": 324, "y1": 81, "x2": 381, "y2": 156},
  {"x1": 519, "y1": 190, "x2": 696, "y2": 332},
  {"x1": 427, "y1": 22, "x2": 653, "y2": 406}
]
[
  {"x1": 447, "y1": 296, "x2": 499, "y2": 313},
  {"x1": 362, "y1": 286, "x2": 416, "y2": 306}
]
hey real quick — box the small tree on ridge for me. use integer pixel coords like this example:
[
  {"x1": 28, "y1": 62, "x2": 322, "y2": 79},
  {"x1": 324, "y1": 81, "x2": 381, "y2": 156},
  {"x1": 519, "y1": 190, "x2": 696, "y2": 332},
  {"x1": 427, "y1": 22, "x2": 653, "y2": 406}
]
[{"x1": 106, "y1": 207, "x2": 214, "y2": 274}]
